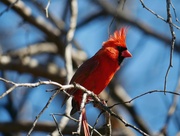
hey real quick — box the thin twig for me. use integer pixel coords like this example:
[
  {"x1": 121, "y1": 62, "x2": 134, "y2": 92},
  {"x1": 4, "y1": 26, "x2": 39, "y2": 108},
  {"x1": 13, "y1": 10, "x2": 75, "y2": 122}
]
[
  {"x1": 0, "y1": 0, "x2": 19, "y2": 16},
  {"x1": 139, "y1": 0, "x2": 166, "y2": 21},
  {"x1": 65, "y1": 0, "x2": 78, "y2": 82},
  {"x1": 104, "y1": 102, "x2": 111, "y2": 136},
  {"x1": 73, "y1": 93, "x2": 88, "y2": 135},
  {"x1": 170, "y1": 1, "x2": 180, "y2": 24},
  {"x1": 0, "y1": 78, "x2": 63, "y2": 99},
  {"x1": 122, "y1": 0, "x2": 127, "y2": 10},
  {"x1": 53, "y1": 113, "x2": 101, "y2": 136},
  {"x1": 45, "y1": 0, "x2": 51, "y2": 18},
  {"x1": 1, "y1": 0, "x2": 63, "y2": 55},
  {"x1": 110, "y1": 111, "x2": 149, "y2": 136},
  {"x1": 139, "y1": 0, "x2": 180, "y2": 30},
  {"x1": 51, "y1": 114, "x2": 63, "y2": 136},
  {"x1": 0, "y1": 77, "x2": 16, "y2": 85},
  {"x1": 109, "y1": 90, "x2": 180, "y2": 109},
  {"x1": 52, "y1": 113, "x2": 79, "y2": 122},
  {"x1": 160, "y1": 79, "x2": 180, "y2": 135},
  {"x1": 127, "y1": 90, "x2": 179, "y2": 104},
  {"x1": 91, "y1": 112, "x2": 103, "y2": 136},
  {"x1": 53, "y1": 97, "x2": 72, "y2": 135},
  {"x1": 108, "y1": 0, "x2": 121, "y2": 36},
  {"x1": 164, "y1": 0, "x2": 176, "y2": 94},
  {"x1": 27, "y1": 90, "x2": 60, "y2": 136}
]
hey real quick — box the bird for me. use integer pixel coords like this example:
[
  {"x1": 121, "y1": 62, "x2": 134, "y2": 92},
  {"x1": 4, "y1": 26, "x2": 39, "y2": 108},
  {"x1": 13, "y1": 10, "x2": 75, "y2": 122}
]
[{"x1": 63, "y1": 27, "x2": 132, "y2": 136}]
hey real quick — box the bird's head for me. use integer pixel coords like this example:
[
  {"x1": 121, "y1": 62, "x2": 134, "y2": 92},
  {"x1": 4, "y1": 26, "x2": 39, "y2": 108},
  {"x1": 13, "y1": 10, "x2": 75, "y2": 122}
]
[{"x1": 103, "y1": 27, "x2": 132, "y2": 58}]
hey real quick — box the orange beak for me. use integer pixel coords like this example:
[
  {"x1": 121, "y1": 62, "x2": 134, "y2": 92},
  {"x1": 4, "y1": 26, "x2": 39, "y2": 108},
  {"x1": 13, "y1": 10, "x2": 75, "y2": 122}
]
[{"x1": 122, "y1": 50, "x2": 132, "y2": 58}]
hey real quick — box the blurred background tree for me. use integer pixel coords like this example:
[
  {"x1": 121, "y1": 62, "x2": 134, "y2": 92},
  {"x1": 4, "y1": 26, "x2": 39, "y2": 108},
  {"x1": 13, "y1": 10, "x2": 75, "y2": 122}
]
[{"x1": 0, "y1": 0, "x2": 180, "y2": 136}]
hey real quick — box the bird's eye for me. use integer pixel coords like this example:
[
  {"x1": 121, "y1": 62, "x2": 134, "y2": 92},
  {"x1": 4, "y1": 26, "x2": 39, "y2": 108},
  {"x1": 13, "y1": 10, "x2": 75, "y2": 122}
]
[{"x1": 117, "y1": 46, "x2": 127, "y2": 52}]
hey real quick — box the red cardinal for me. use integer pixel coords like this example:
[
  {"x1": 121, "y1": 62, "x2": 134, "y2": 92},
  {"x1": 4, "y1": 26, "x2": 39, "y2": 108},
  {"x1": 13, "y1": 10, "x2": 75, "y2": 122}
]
[{"x1": 63, "y1": 27, "x2": 132, "y2": 136}]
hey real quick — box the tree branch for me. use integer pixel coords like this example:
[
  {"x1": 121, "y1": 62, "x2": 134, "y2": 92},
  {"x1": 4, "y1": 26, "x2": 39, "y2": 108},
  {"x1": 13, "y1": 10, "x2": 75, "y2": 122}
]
[
  {"x1": 0, "y1": 55, "x2": 66, "y2": 83},
  {"x1": 1, "y1": 0, "x2": 65, "y2": 56}
]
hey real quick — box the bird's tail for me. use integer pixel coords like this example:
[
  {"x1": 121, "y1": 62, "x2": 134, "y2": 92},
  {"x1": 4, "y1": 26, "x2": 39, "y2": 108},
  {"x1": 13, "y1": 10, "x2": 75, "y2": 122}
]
[{"x1": 82, "y1": 108, "x2": 90, "y2": 136}]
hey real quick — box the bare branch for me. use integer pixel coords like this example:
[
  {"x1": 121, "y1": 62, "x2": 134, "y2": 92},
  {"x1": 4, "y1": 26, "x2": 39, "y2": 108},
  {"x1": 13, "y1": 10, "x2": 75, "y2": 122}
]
[
  {"x1": 170, "y1": 1, "x2": 180, "y2": 24},
  {"x1": 52, "y1": 113, "x2": 79, "y2": 122},
  {"x1": 139, "y1": 0, "x2": 180, "y2": 30},
  {"x1": 0, "y1": 121, "x2": 103, "y2": 135},
  {"x1": 51, "y1": 114, "x2": 63, "y2": 136},
  {"x1": 73, "y1": 93, "x2": 88, "y2": 135},
  {"x1": 45, "y1": 0, "x2": 51, "y2": 18},
  {"x1": 164, "y1": 0, "x2": 176, "y2": 93},
  {"x1": 27, "y1": 89, "x2": 60, "y2": 136},
  {"x1": 53, "y1": 113, "x2": 102, "y2": 136},
  {"x1": 109, "y1": 90, "x2": 180, "y2": 108},
  {"x1": 0, "y1": 0, "x2": 19, "y2": 16},
  {"x1": 65, "y1": 0, "x2": 78, "y2": 82},
  {"x1": 139, "y1": 0, "x2": 166, "y2": 22},
  {"x1": 104, "y1": 102, "x2": 112, "y2": 136},
  {"x1": 4, "y1": 42, "x2": 87, "y2": 67},
  {"x1": 91, "y1": 112, "x2": 103, "y2": 136},
  {"x1": 7, "y1": 42, "x2": 58, "y2": 57},
  {"x1": 0, "y1": 78, "x2": 149, "y2": 135},
  {"x1": 160, "y1": 79, "x2": 180, "y2": 135},
  {"x1": 1, "y1": 0, "x2": 65, "y2": 56},
  {"x1": 0, "y1": 55, "x2": 66, "y2": 83},
  {"x1": 0, "y1": 78, "x2": 63, "y2": 99},
  {"x1": 55, "y1": 0, "x2": 79, "y2": 135},
  {"x1": 0, "y1": 121, "x2": 56, "y2": 132}
]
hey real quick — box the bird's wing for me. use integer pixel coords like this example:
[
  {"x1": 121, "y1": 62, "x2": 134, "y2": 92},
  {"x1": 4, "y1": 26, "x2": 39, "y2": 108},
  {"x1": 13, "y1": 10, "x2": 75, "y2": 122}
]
[
  {"x1": 62, "y1": 56, "x2": 99, "y2": 107},
  {"x1": 70, "y1": 57, "x2": 99, "y2": 84}
]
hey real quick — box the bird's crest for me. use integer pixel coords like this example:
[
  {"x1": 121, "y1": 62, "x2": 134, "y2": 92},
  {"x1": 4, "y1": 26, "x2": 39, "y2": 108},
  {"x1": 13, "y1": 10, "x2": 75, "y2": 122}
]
[{"x1": 103, "y1": 27, "x2": 128, "y2": 48}]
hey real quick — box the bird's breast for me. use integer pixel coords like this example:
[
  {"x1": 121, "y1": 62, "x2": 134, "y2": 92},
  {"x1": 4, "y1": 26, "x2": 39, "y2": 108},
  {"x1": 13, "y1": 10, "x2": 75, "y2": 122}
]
[{"x1": 85, "y1": 55, "x2": 120, "y2": 95}]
